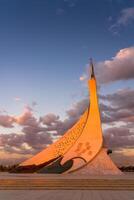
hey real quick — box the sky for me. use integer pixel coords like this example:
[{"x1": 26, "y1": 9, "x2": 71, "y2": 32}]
[{"x1": 0, "y1": 0, "x2": 134, "y2": 166}]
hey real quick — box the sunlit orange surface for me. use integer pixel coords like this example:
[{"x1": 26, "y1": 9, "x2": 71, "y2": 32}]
[
  {"x1": 61, "y1": 77, "x2": 103, "y2": 172},
  {"x1": 20, "y1": 71, "x2": 103, "y2": 173},
  {"x1": 21, "y1": 109, "x2": 88, "y2": 166}
]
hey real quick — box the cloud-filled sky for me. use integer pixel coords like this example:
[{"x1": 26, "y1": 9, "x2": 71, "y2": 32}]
[{"x1": 0, "y1": 0, "x2": 134, "y2": 166}]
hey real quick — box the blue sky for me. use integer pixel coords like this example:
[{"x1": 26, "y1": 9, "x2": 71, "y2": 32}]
[
  {"x1": 0, "y1": 0, "x2": 133, "y2": 117},
  {"x1": 0, "y1": 0, "x2": 134, "y2": 165}
]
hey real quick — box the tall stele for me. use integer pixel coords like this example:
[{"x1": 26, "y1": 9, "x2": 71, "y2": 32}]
[{"x1": 12, "y1": 61, "x2": 122, "y2": 174}]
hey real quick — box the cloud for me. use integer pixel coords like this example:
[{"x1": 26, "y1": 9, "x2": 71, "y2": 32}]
[
  {"x1": 56, "y1": 98, "x2": 89, "y2": 135},
  {"x1": 101, "y1": 88, "x2": 134, "y2": 110},
  {"x1": 23, "y1": 129, "x2": 52, "y2": 152},
  {"x1": 100, "y1": 88, "x2": 134, "y2": 124},
  {"x1": 117, "y1": 7, "x2": 134, "y2": 25},
  {"x1": 66, "y1": 98, "x2": 88, "y2": 119},
  {"x1": 15, "y1": 106, "x2": 38, "y2": 127},
  {"x1": 0, "y1": 106, "x2": 53, "y2": 156},
  {"x1": 110, "y1": 7, "x2": 134, "y2": 34},
  {"x1": 110, "y1": 148, "x2": 134, "y2": 167},
  {"x1": 0, "y1": 105, "x2": 39, "y2": 128},
  {"x1": 80, "y1": 74, "x2": 87, "y2": 81},
  {"x1": 40, "y1": 113, "x2": 60, "y2": 126},
  {"x1": 96, "y1": 47, "x2": 134, "y2": 83},
  {"x1": 0, "y1": 115, "x2": 15, "y2": 128},
  {"x1": 80, "y1": 47, "x2": 134, "y2": 84},
  {"x1": 0, "y1": 156, "x2": 27, "y2": 165},
  {"x1": 0, "y1": 128, "x2": 53, "y2": 156},
  {"x1": 104, "y1": 127, "x2": 134, "y2": 149},
  {"x1": 39, "y1": 98, "x2": 89, "y2": 136}
]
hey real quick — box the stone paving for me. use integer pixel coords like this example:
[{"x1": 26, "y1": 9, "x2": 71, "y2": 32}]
[
  {"x1": 0, "y1": 190, "x2": 134, "y2": 200},
  {"x1": 0, "y1": 173, "x2": 134, "y2": 200}
]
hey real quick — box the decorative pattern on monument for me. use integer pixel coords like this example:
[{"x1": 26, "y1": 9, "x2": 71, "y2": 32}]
[
  {"x1": 75, "y1": 142, "x2": 92, "y2": 157},
  {"x1": 53, "y1": 121, "x2": 86, "y2": 157}
]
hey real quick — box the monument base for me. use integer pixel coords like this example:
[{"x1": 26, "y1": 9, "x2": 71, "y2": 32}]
[{"x1": 71, "y1": 148, "x2": 122, "y2": 175}]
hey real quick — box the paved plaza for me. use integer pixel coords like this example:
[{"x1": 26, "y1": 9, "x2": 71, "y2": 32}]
[
  {"x1": 0, "y1": 190, "x2": 134, "y2": 200},
  {"x1": 0, "y1": 173, "x2": 134, "y2": 200}
]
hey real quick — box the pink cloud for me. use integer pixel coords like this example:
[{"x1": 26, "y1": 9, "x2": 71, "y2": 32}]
[
  {"x1": 80, "y1": 47, "x2": 134, "y2": 84},
  {"x1": 110, "y1": 7, "x2": 134, "y2": 34},
  {"x1": 0, "y1": 115, "x2": 15, "y2": 128},
  {"x1": 97, "y1": 47, "x2": 134, "y2": 83}
]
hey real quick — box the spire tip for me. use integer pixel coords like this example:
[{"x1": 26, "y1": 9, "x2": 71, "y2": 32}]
[{"x1": 89, "y1": 58, "x2": 95, "y2": 79}]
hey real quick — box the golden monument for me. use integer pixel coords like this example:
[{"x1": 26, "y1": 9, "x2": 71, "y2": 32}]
[{"x1": 12, "y1": 61, "x2": 121, "y2": 175}]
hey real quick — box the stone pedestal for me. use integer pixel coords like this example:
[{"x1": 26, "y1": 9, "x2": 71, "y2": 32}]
[{"x1": 73, "y1": 148, "x2": 122, "y2": 175}]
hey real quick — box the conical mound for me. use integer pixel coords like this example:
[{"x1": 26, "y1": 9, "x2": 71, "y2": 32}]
[{"x1": 71, "y1": 148, "x2": 122, "y2": 175}]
